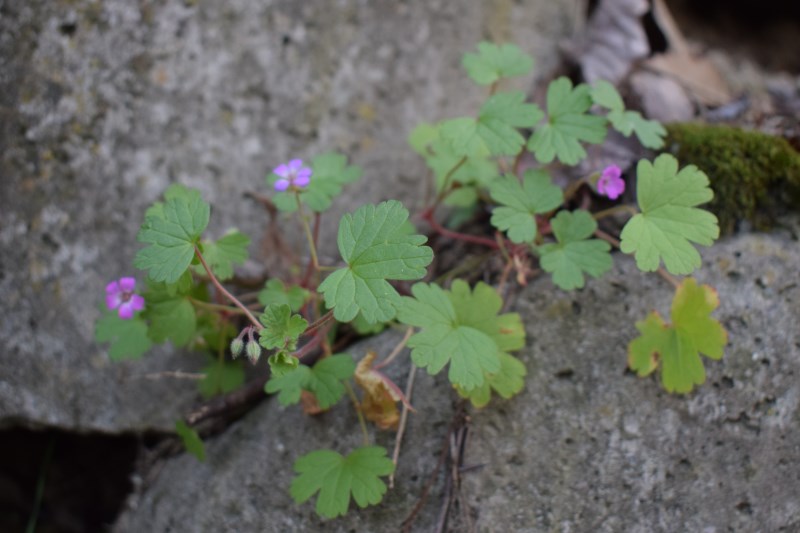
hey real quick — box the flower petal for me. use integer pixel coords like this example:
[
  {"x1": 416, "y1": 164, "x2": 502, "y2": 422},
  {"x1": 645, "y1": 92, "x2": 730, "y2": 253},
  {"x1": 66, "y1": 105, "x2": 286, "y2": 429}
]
[
  {"x1": 288, "y1": 159, "x2": 303, "y2": 171},
  {"x1": 294, "y1": 175, "x2": 310, "y2": 188},
  {"x1": 119, "y1": 277, "x2": 136, "y2": 292},
  {"x1": 296, "y1": 167, "x2": 312, "y2": 180},
  {"x1": 130, "y1": 294, "x2": 146, "y2": 312},
  {"x1": 273, "y1": 164, "x2": 290, "y2": 178},
  {"x1": 274, "y1": 178, "x2": 290, "y2": 191},
  {"x1": 106, "y1": 294, "x2": 122, "y2": 310},
  {"x1": 118, "y1": 301, "x2": 135, "y2": 319},
  {"x1": 106, "y1": 281, "x2": 120, "y2": 295}
]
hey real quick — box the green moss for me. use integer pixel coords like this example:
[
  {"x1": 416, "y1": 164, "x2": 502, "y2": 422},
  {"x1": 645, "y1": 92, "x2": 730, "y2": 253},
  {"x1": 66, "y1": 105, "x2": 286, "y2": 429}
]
[{"x1": 665, "y1": 123, "x2": 800, "y2": 233}]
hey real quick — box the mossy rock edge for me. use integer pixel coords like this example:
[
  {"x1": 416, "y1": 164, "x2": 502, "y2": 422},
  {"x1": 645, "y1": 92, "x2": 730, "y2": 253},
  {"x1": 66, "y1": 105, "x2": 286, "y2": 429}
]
[{"x1": 665, "y1": 123, "x2": 800, "y2": 234}]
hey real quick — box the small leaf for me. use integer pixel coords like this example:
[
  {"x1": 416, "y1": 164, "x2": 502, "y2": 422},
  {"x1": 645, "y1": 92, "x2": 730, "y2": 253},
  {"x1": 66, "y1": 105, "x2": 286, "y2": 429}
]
[
  {"x1": 489, "y1": 171, "x2": 564, "y2": 243},
  {"x1": 268, "y1": 351, "x2": 300, "y2": 378},
  {"x1": 628, "y1": 278, "x2": 726, "y2": 393},
  {"x1": 198, "y1": 358, "x2": 245, "y2": 398},
  {"x1": 258, "y1": 304, "x2": 309, "y2": 351},
  {"x1": 290, "y1": 446, "x2": 395, "y2": 518},
  {"x1": 608, "y1": 109, "x2": 666, "y2": 149},
  {"x1": 538, "y1": 210, "x2": 612, "y2": 290},
  {"x1": 397, "y1": 281, "x2": 525, "y2": 391},
  {"x1": 258, "y1": 279, "x2": 309, "y2": 312},
  {"x1": 271, "y1": 152, "x2": 362, "y2": 213},
  {"x1": 134, "y1": 191, "x2": 209, "y2": 283},
  {"x1": 175, "y1": 421, "x2": 206, "y2": 462},
  {"x1": 620, "y1": 154, "x2": 719, "y2": 275},
  {"x1": 462, "y1": 42, "x2": 534, "y2": 85},
  {"x1": 354, "y1": 352, "x2": 401, "y2": 430},
  {"x1": 442, "y1": 92, "x2": 543, "y2": 156},
  {"x1": 456, "y1": 352, "x2": 527, "y2": 408},
  {"x1": 95, "y1": 311, "x2": 152, "y2": 360},
  {"x1": 318, "y1": 201, "x2": 433, "y2": 323},
  {"x1": 591, "y1": 81, "x2": 665, "y2": 149},
  {"x1": 265, "y1": 354, "x2": 356, "y2": 409},
  {"x1": 528, "y1": 77, "x2": 607, "y2": 165},
  {"x1": 193, "y1": 230, "x2": 250, "y2": 281}
]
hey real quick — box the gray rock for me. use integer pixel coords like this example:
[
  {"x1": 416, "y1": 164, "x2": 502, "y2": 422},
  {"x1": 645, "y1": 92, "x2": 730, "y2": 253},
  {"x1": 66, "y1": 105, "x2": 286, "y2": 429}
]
[
  {"x1": 114, "y1": 227, "x2": 800, "y2": 531},
  {"x1": 0, "y1": 0, "x2": 579, "y2": 431}
]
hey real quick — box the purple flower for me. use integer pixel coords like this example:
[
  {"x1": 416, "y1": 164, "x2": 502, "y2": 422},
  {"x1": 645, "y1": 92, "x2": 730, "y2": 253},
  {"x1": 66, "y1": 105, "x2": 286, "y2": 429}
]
[
  {"x1": 597, "y1": 165, "x2": 625, "y2": 200},
  {"x1": 273, "y1": 159, "x2": 312, "y2": 192},
  {"x1": 106, "y1": 277, "x2": 145, "y2": 319}
]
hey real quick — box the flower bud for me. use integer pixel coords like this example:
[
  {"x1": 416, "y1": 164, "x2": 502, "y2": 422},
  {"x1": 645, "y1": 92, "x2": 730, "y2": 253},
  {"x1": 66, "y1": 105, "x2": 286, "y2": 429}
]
[
  {"x1": 245, "y1": 341, "x2": 262, "y2": 364},
  {"x1": 230, "y1": 338, "x2": 244, "y2": 358}
]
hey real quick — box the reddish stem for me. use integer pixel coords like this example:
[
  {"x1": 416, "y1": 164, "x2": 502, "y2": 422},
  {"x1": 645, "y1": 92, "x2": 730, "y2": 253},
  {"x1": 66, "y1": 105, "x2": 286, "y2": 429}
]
[
  {"x1": 422, "y1": 211, "x2": 500, "y2": 250},
  {"x1": 194, "y1": 245, "x2": 262, "y2": 330}
]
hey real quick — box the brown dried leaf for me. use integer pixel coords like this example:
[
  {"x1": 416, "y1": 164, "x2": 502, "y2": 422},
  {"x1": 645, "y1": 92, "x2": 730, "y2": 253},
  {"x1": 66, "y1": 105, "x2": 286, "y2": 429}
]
[{"x1": 354, "y1": 352, "x2": 401, "y2": 431}]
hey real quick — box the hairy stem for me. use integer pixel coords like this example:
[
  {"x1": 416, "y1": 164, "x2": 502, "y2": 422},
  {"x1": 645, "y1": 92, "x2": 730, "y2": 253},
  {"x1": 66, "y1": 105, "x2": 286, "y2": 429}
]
[
  {"x1": 194, "y1": 245, "x2": 262, "y2": 330},
  {"x1": 344, "y1": 382, "x2": 370, "y2": 447}
]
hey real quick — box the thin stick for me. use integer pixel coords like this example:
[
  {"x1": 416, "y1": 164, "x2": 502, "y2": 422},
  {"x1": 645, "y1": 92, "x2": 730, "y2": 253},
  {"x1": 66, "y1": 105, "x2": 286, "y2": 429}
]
[
  {"x1": 374, "y1": 327, "x2": 414, "y2": 370},
  {"x1": 390, "y1": 364, "x2": 417, "y2": 489},
  {"x1": 592, "y1": 204, "x2": 639, "y2": 221},
  {"x1": 194, "y1": 245, "x2": 262, "y2": 330}
]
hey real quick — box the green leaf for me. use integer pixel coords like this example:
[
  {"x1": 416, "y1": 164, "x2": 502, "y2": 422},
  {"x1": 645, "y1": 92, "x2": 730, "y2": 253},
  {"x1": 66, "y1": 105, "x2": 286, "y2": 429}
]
[
  {"x1": 271, "y1": 152, "x2": 362, "y2": 213},
  {"x1": 142, "y1": 281, "x2": 197, "y2": 347},
  {"x1": 628, "y1": 278, "x2": 726, "y2": 393},
  {"x1": 134, "y1": 191, "x2": 209, "y2": 283},
  {"x1": 591, "y1": 81, "x2": 665, "y2": 149},
  {"x1": 268, "y1": 351, "x2": 300, "y2": 378},
  {"x1": 608, "y1": 110, "x2": 666, "y2": 149},
  {"x1": 95, "y1": 312, "x2": 152, "y2": 361},
  {"x1": 456, "y1": 352, "x2": 527, "y2": 407},
  {"x1": 175, "y1": 421, "x2": 206, "y2": 462},
  {"x1": 290, "y1": 446, "x2": 395, "y2": 518},
  {"x1": 620, "y1": 154, "x2": 719, "y2": 275},
  {"x1": 193, "y1": 230, "x2": 250, "y2": 281},
  {"x1": 258, "y1": 304, "x2": 309, "y2": 351},
  {"x1": 538, "y1": 210, "x2": 612, "y2": 290},
  {"x1": 258, "y1": 279, "x2": 309, "y2": 313},
  {"x1": 350, "y1": 312, "x2": 387, "y2": 335},
  {"x1": 489, "y1": 171, "x2": 563, "y2": 243},
  {"x1": 462, "y1": 42, "x2": 534, "y2": 86},
  {"x1": 198, "y1": 358, "x2": 245, "y2": 398},
  {"x1": 265, "y1": 354, "x2": 356, "y2": 409},
  {"x1": 442, "y1": 92, "x2": 543, "y2": 156},
  {"x1": 318, "y1": 201, "x2": 433, "y2": 323},
  {"x1": 397, "y1": 280, "x2": 525, "y2": 391},
  {"x1": 528, "y1": 77, "x2": 607, "y2": 164}
]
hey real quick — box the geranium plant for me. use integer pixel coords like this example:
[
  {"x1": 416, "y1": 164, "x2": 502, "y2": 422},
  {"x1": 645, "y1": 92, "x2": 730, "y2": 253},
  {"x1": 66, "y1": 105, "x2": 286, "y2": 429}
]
[{"x1": 95, "y1": 42, "x2": 726, "y2": 518}]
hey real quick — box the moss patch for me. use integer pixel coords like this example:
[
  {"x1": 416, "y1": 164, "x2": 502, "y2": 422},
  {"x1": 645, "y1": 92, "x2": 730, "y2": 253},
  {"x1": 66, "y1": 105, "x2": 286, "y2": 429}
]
[{"x1": 665, "y1": 123, "x2": 800, "y2": 233}]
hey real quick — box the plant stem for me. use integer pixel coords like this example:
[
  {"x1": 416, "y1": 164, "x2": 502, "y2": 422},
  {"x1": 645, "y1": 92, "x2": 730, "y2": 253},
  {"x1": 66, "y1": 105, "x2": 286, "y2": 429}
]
[
  {"x1": 562, "y1": 175, "x2": 590, "y2": 204},
  {"x1": 592, "y1": 204, "x2": 639, "y2": 220},
  {"x1": 189, "y1": 297, "x2": 246, "y2": 315},
  {"x1": 429, "y1": 156, "x2": 467, "y2": 214},
  {"x1": 593, "y1": 229, "x2": 680, "y2": 288},
  {"x1": 295, "y1": 192, "x2": 322, "y2": 271},
  {"x1": 345, "y1": 382, "x2": 370, "y2": 447},
  {"x1": 374, "y1": 327, "x2": 414, "y2": 370},
  {"x1": 25, "y1": 438, "x2": 54, "y2": 533},
  {"x1": 422, "y1": 210, "x2": 500, "y2": 250},
  {"x1": 305, "y1": 310, "x2": 335, "y2": 335},
  {"x1": 194, "y1": 245, "x2": 262, "y2": 330}
]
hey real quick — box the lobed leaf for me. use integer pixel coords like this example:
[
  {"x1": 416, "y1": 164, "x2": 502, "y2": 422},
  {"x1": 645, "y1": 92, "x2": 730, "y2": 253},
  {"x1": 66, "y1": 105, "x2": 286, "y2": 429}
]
[
  {"x1": 95, "y1": 311, "x2": 152, "y2": 360},
  {"x1": 538, "y1": 210, "x2": 612, "y2": 290},
  {"x1": 265, "y1": 354, "x2": 356, "y2": 409},
  {"x1": 258, "y1": 279, "x2": 309, "y2": 313},
  {"x1": 462, "y1": 42, "x2": 534, "y2": 85},
  {"x1": 193, "y1": 230, "x2": 250, "y2": 281},
  {"x1": 528, "y1": 77, "x2": 607, "y2": 165},
  {"x1": 259, "y1": 304, "x2": 309, "y2": 351},
  {"x1": 628, "y1": 278, "x2": 726, "y2": 393},
  {"x1": 620, "y1": 154, "x2": 719, "y2": 275},
  {"x1": 489, "y1": 170, "x2": 563, "y2": 243},
  {"x1": 290, "y1": 446, "x2": 394, "y2": 518},
  {"x1": 318, "y1": 201, "x2": 433, "y2": 324}
]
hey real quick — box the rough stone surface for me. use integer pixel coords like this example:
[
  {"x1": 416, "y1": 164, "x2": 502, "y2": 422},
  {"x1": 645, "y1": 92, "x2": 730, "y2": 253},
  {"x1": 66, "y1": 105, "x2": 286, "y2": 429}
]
[
  {"x1": 114, "y1": 226, "x2": 800, "y2": 531},
  {"x1": 0, "y1": 0, "x2": 579, "y2": 431}
]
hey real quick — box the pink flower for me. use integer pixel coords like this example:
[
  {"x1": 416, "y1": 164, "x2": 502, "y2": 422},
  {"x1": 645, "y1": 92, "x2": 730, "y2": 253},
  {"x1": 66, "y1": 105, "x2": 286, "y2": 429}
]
[
  {"x1": 106, "y1": 277, "x2": 145, "y2": 319},
  {"x1": 597, "y1": 165, "x2": 625, "y2": 200},
  {"x1": 273, "y1": 159, "x2": 312, "y2": 191}
]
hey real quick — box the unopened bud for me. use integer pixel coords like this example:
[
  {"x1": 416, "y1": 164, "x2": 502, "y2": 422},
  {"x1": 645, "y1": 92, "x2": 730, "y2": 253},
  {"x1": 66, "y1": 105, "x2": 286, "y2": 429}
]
[
  {"x1": 245, "y1": 341, "x2": 262, "y2": 364},
  {"x1": 230, "y1": 338, "x2": 244, "y2": 358}
]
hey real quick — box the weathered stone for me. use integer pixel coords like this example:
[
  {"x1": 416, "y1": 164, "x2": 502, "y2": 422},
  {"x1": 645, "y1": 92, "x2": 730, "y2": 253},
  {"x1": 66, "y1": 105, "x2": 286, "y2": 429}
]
[
  {"x1": 0, "y1": 0, "x2": 579, "y2": 431},
  {"x1": 114, "y1": 226, "x2": 800, "y2": 531}
]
